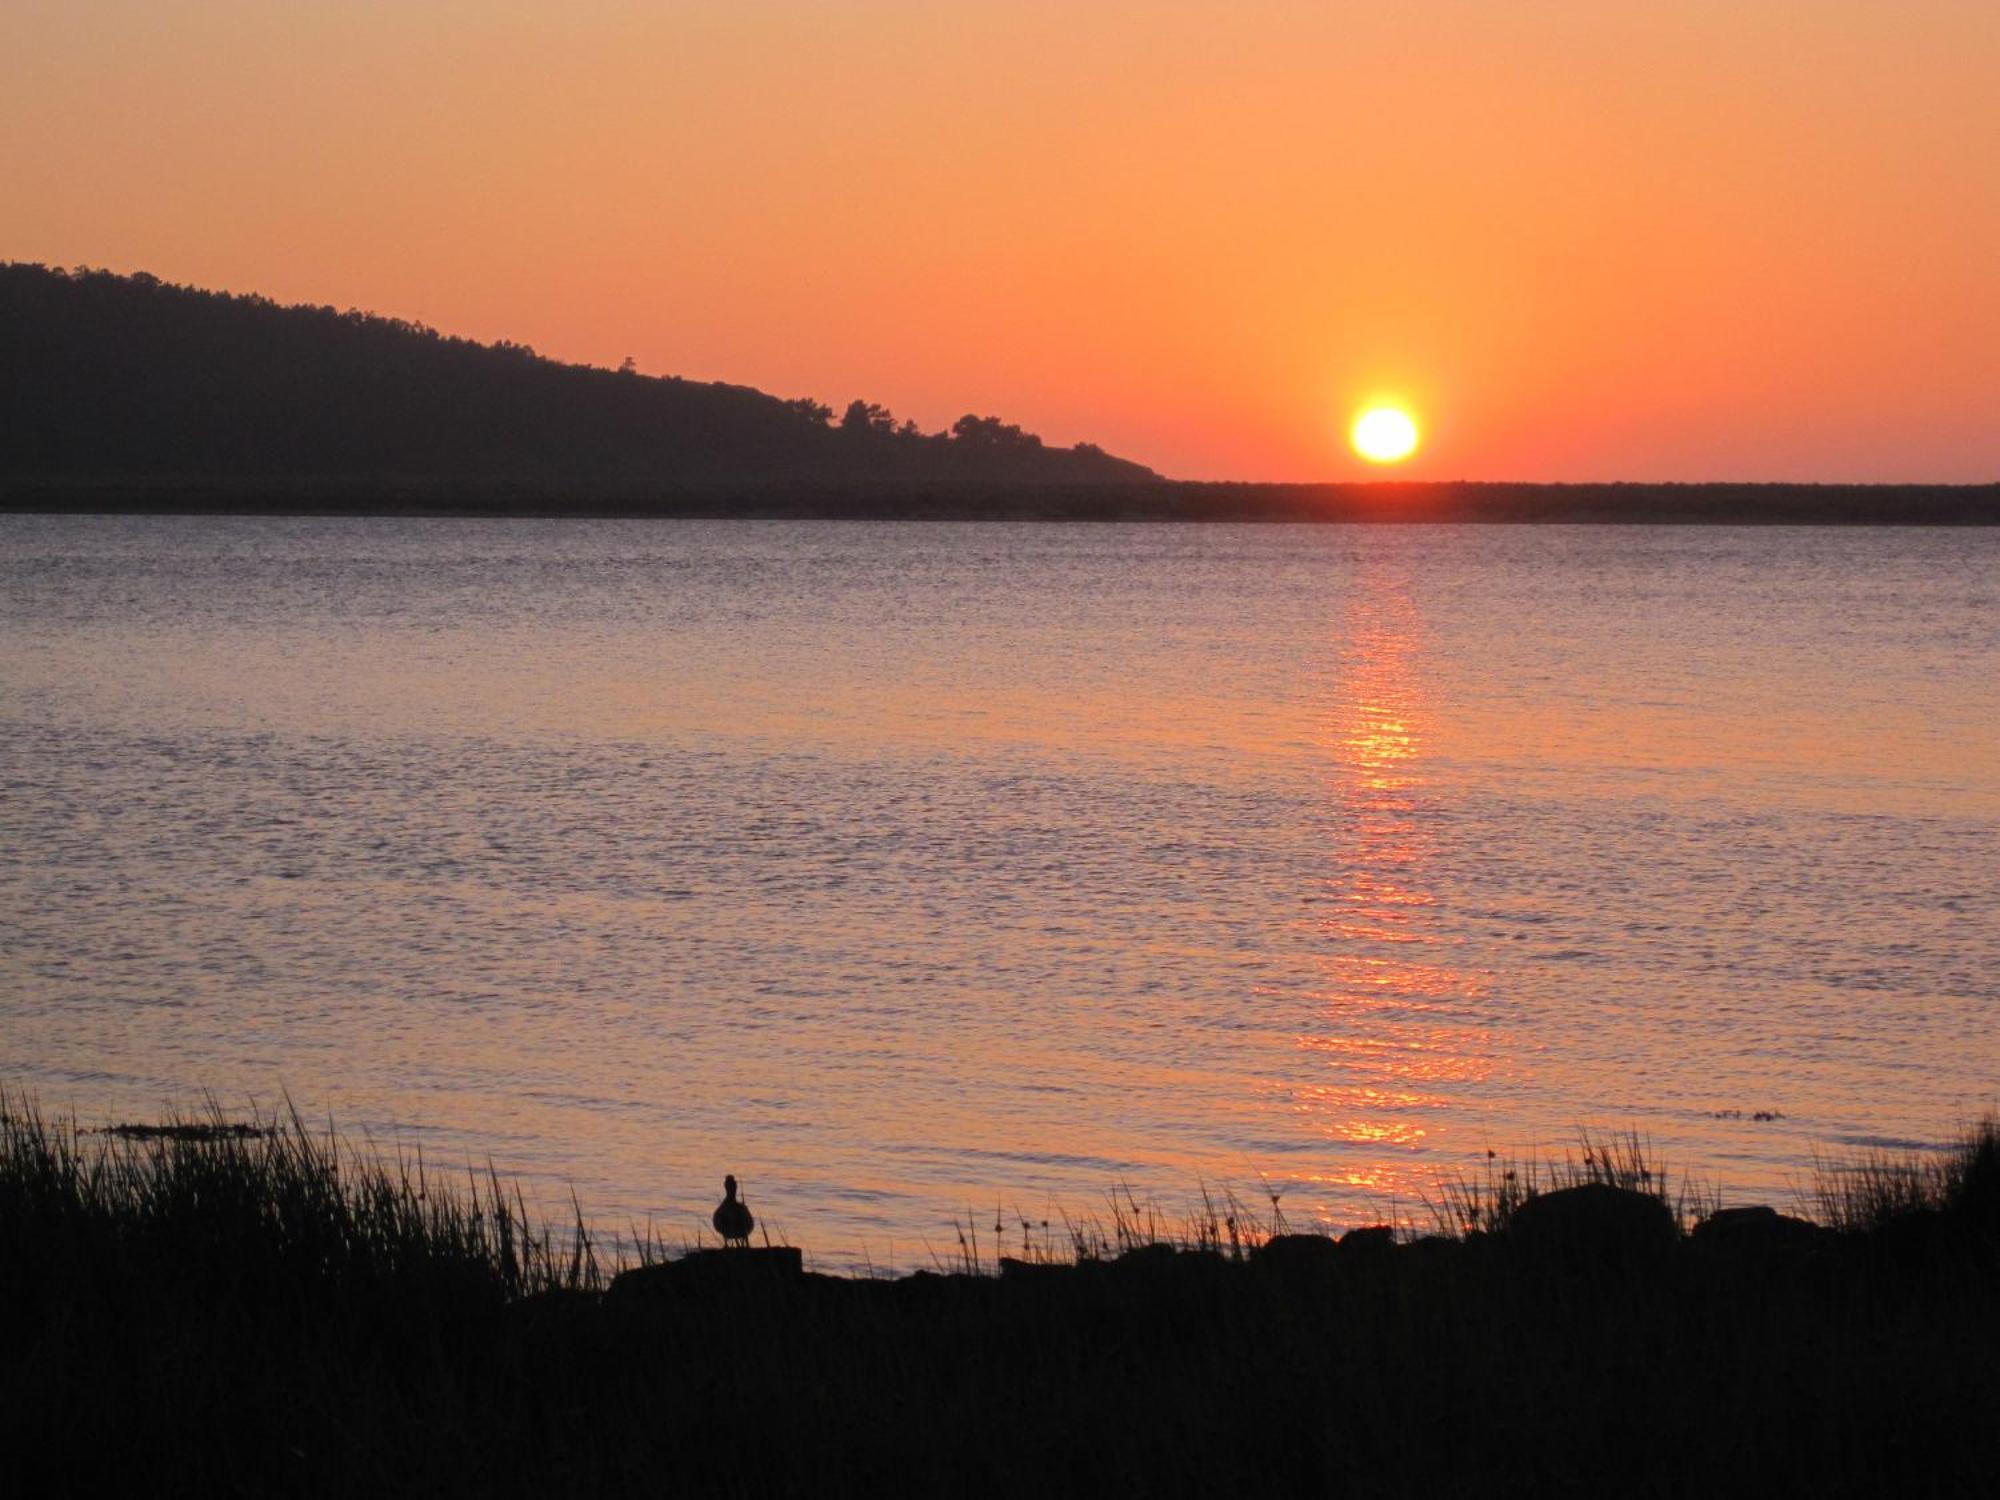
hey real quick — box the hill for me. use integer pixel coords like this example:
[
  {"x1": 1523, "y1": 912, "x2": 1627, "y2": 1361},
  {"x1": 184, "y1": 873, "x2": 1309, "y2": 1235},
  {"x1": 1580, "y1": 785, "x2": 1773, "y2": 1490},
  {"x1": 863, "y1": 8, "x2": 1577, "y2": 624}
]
[{"x1": 0, "y1": 263, "x2": 1155, "y2": 490}]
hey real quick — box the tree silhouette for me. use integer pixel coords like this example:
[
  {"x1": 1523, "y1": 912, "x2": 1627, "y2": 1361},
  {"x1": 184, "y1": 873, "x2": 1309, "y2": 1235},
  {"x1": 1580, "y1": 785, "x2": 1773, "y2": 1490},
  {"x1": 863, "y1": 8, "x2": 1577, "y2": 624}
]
[
  {"x1": 0, "y1": 262, "x2": 1156, "y2": 490},
  {"x1": 841, "y1": 400, "x2": 900, "y2": 436},
  {"x1": 951, "y1": 414, "x2": 1041, "y2": 450}
]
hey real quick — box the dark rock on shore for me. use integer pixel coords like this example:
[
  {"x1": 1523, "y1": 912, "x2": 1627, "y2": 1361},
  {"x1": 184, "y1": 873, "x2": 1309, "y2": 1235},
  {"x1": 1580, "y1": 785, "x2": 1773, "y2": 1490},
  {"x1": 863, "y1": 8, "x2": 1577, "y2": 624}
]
[
  {"x1": 1690, "y1": 1205, "x2": 1826, "y2": 1258},
  {"x1": 1251, "y1": 1233, "x2": 1340, "y2": 1275},
  {"x1": 998, "y1": 1255, "x2": 1073, "y2": 1282},
  {"x1": 1086, "y1": 1244, "x2": 1233, "y2": 1294},
  {"x1": 1504, "y1": 1183, "x2": 1678, "y2": 1267},
  {"x1": 609, "y1": 1246, "x2": 804, "y2": 1301},
  {"x1": 1337, "y1": 1225, "x2": 1399, "y2": 1257}
]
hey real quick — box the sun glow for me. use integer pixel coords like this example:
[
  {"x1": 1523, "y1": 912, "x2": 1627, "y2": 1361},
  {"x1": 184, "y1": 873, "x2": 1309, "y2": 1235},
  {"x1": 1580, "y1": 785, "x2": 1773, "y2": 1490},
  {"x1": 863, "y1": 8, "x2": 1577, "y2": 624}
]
[{"x1": 1350, "y1": 405, "x2": 1421, "y2": 464}]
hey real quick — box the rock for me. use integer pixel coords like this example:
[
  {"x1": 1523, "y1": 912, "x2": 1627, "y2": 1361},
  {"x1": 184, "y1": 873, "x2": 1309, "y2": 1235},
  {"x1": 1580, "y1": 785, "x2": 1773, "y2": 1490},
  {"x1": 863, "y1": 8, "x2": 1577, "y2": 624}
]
[
  {"x1": 1252, "y1": 1234, "x2": 1339, "y2": 1275},
  {"x1": 1102, "y1": 1244, "x2": 1227, "y2": 1288},
  {"x1": 1690, "y1": 1205, "x2": 1825, "y2": 1257},
  {"x1": 1403, "y1": 1235, "x2": 1463, "y2": 1260},
  {"x1": 608, "y1": 1246, "x2": 803, "y2": 1300},
  {"x1": 1337, "y1": 1225, "x2": 1399, "y2": 1256},
  {"x1": 998, "y1": 1256, "x2": 1074, "y2": 1282},
  {"x1": 1504, "y1": 1184, "x2": 1677, "y2": 1267},
  {"x1": 605, "y1": 1261, "x2": 676, "y2": 1300}
]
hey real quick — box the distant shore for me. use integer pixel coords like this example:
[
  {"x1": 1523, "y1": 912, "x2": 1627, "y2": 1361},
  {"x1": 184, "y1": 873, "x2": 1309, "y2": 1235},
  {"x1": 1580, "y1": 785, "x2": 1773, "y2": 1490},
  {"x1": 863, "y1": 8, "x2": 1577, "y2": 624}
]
[{"x1": 5, "y1": 478, "x2": 1999, "y2": 524}]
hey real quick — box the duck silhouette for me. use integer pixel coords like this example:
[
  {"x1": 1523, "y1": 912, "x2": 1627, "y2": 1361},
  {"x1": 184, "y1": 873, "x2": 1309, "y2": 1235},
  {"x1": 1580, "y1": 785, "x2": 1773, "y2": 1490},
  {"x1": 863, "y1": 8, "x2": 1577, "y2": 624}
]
[{"x1": 712, "y1": 1174, "x2": 754, "y2": 1248}]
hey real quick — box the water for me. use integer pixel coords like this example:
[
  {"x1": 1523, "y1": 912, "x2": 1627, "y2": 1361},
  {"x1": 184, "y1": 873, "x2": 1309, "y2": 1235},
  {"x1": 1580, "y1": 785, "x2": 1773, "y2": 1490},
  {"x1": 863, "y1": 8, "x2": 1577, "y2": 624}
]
[{"x1": 3, "y1": 517, "x2": 1995, "y2": 1266}]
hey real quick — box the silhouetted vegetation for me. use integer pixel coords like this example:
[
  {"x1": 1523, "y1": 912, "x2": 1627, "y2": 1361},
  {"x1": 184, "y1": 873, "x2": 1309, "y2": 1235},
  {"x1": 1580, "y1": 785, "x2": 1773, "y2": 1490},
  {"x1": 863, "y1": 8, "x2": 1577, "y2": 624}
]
[
  {"x1": 0, "y1": 263, "x2": 1153, "y2": 490},
  {"x1": 1813, "y1": 1121, "x2": 2000, "y2": 1238},
  {"x1": 3, "y1": 1092, "x2": 1996, "y2": 1496}
]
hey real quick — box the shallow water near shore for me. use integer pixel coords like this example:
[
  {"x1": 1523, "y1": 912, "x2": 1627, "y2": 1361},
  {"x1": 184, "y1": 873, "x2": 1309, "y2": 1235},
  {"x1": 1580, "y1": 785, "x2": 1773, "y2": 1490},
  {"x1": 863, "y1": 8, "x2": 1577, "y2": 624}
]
[{"x1": 2, "y1": 517, "x2": 1995, "y2": 1266}]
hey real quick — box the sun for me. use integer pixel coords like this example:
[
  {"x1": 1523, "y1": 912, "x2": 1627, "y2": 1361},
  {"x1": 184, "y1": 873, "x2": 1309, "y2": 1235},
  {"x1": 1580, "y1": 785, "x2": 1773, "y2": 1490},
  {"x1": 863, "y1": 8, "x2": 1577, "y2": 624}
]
[{"x1": 1350, "y1": 404, "x2": 1420, "y2": 464}]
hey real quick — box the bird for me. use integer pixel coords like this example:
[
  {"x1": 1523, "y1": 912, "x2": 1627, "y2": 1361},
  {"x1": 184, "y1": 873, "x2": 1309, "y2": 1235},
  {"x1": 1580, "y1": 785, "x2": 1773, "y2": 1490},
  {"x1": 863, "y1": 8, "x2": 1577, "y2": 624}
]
[{"x1": 712, "y1": 1174, "x2": 753, "y2": 1248}]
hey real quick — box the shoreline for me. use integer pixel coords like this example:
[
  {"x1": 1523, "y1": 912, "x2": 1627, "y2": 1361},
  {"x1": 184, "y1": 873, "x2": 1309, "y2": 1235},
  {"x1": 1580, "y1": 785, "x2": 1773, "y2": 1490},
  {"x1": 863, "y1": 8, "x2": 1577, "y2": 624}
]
[
  {"x1": 5, "y1": 477, "x2": 1999, "y2": 524},
  {"x1": 4, "y1": 1103, "x2": 1995, "y2": 1493}
]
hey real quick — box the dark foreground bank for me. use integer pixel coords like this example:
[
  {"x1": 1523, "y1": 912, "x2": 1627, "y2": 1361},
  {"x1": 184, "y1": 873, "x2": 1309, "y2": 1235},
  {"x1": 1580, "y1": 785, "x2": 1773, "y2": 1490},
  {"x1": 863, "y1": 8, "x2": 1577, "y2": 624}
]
[{"x1": 3, "y1": 1103, "x2": 1995, "y2": 1498}]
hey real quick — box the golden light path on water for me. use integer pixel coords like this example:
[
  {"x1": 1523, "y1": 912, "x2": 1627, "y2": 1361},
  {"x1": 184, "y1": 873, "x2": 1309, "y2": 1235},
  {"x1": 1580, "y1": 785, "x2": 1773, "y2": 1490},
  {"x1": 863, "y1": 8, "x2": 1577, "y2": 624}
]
[{"x1": 1272, "y1": 575, "x2": 1499, "y2": 1215}]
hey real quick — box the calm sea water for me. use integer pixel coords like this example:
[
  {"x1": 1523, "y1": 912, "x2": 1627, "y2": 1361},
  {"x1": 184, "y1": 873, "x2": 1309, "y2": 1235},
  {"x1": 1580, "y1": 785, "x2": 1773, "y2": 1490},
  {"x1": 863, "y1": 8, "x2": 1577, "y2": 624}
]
[{"x1": 2, "y1": 517, "x2": 1995, "y2": 1265}]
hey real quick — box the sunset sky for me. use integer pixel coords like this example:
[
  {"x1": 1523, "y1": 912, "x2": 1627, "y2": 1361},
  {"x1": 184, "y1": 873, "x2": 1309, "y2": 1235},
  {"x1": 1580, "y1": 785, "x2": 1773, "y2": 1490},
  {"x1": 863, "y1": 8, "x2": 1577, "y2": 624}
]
[{"x1": 4, "y1": 1, "x2": 1994, "y2": 481}]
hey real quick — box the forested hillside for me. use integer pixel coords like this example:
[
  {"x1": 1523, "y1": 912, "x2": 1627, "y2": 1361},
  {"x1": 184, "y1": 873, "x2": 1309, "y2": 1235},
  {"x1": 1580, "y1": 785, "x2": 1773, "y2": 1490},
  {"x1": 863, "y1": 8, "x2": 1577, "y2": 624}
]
[{"x1": 0, "y1": 264, "x2": 1154, "y2": 488}]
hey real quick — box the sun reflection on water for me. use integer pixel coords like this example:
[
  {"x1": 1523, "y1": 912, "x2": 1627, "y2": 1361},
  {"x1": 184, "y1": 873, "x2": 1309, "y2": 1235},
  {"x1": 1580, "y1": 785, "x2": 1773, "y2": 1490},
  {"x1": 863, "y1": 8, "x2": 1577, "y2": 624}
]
[{"x1": 1279, "y1": 575, "x2": 1501, "y2": 1205}]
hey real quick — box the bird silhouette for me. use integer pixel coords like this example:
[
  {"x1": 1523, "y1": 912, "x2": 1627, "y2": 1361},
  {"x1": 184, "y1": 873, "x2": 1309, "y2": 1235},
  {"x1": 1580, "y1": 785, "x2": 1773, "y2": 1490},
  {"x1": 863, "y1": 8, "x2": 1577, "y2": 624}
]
[{"x1": 713, "y1": 1174, "x2": 753, "y2": 1248}]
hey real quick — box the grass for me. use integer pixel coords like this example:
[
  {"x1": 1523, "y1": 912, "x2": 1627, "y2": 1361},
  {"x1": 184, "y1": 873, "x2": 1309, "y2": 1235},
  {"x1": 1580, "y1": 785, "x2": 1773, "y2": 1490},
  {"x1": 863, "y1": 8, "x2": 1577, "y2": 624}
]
[
  {"x1": 2, "y1": 1092, "x2": 1996, "y2": 1497},
  {"x1": 1425, "y1": 1129, "x2": 1721, "y2": 1238},
  {"x1": 944, "y1": 1179, "x2": 1291, "y2": 1273},
  {"x1": 0, "y1": 1091, "x2": 602, "y2": 1305},
  {"x1": 1813, "y1": 1117, "x2": 2000, "y2": 1235}
]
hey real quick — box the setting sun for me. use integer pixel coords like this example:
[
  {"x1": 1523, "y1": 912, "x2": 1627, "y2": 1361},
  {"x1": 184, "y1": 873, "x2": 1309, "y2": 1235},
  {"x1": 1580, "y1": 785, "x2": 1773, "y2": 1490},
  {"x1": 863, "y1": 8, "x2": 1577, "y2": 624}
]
[{"x1": 1351, "y1": 405, "x2": 1421, "y2": 464}]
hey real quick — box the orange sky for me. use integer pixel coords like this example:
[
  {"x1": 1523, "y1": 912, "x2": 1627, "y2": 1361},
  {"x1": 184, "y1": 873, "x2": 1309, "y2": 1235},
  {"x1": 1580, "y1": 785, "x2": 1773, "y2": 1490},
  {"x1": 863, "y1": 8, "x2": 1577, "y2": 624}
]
[{"x1": 3, "y1": 1, "x2": 1995, "y2": 480}]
